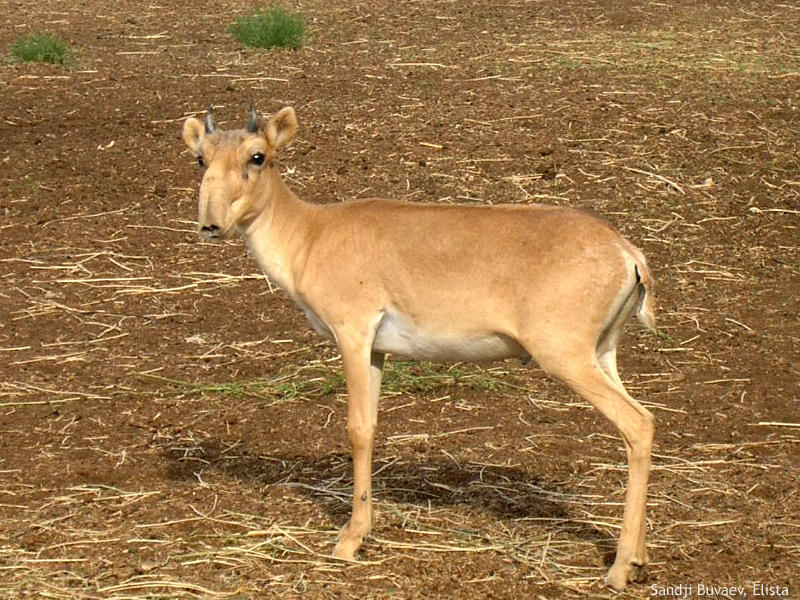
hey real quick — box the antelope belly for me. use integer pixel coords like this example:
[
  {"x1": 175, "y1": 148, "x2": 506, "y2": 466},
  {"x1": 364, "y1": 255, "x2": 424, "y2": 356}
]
[{"x1": 373, "y1": 312, "x2": 528, "y2": 361}]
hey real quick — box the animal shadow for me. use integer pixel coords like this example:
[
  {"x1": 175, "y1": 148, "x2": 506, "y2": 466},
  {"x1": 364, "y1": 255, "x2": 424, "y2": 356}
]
[{"x1": 164, "y1": 438, "x2": 616, "y2": 561}]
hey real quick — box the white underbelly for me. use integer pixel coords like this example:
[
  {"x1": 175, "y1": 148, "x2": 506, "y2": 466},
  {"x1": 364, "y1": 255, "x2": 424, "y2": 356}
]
[
  {"x1": 293, "y1": 300, "x2": 527, "y2": 362},
  {"x1": 373, "y1": 312, "x2": 528, "y2": 362}
]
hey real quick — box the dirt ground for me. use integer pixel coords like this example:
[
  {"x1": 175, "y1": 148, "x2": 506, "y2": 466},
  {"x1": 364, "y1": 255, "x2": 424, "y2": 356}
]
[{"x1": 1, "y1": 0, "x2": 799, "y2": 598}]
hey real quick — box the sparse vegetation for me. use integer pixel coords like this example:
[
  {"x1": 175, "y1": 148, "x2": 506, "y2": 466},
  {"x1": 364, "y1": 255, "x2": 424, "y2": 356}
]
[
  {"x1": 9, "y1": 32, "x2": 71, "y2": 65},
  {"x1": 151, "y1": 360, "x2": 508, "y2": 403},
  {"x1": 382, "y1": 361, "x2": 506, "y2": 394},
  {"x1": 228, "y1": 6, "x2": 305, "y2": 50}
]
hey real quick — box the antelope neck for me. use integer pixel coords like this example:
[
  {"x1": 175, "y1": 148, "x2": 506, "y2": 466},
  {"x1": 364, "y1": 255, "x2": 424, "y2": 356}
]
[{"x1": 242, "y1": 167, "x2": 316, "y2": 295}]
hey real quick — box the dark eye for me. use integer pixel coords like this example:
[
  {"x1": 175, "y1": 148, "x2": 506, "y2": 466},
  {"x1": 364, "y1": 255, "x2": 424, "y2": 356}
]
[
  {"x1": 250, "y1": 152, "x2": 265, "y2": 166},
  {"x1": 197, "y1": 156, "x2": 205, "y2": 168}
]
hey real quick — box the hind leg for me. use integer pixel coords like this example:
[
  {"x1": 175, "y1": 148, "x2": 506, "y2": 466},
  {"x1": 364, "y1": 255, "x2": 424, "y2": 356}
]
[
  {"x1": 597, "y1": 347, "x2": 649, "y2": 569},
  {"x1": 531, "y1": 343, "x2": 654, "y2": 590},
  {"x1": 596, "y1": 290, "x2": 651, "y2": 571}
]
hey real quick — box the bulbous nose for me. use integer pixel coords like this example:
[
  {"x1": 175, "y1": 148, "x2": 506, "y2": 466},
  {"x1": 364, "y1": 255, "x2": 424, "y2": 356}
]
[{"x1": 200, "y1": 224, "x2": 221, "y2": 240}]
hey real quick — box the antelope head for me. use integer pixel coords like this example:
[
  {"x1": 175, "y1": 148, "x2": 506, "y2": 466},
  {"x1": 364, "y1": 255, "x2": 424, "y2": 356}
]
[{"x1": 182, "y1": 104, "x2": 298, "y2": 241}]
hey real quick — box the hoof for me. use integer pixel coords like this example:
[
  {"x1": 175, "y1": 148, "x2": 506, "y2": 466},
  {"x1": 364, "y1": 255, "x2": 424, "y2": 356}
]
[
  {"x1": 332, "y1": 522, "x2": 365, "y2": 561},
  {"x1": 331, "y1": 541, "x2": 358, "y2": 561},
  {"x1": 605, "y1": 560, "x2": 646, "y2": 591}
]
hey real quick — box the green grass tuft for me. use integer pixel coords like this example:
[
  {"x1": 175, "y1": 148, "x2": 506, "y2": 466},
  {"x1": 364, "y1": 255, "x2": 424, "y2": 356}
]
[
  {"x1": 149, "y1": 360, "x2": 509, "y2": 405},
  {"x1": 228, "y1": 6, "x2": 306, "y2": 50},
  {"x1": 9, "y1": 32, "x2": 71, "y2": 65},
  {"x1": 381, "y1": 361, "x2": 505, "y2": 394}
]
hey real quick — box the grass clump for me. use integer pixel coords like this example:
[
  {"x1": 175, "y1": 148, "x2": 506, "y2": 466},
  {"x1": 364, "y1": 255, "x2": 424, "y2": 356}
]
[
  {"x1": 382, "y1": 361, "x2": 505, "y2": 394},
  {"x1": 9, "y1": 32, "x2": 71, "y2": 65},
  {"x1": 228, "y1": 6, "x2": 306, "y2": 50},
  {"x1": 151, "y1": 360, "x2": 509, "y2": 405}
]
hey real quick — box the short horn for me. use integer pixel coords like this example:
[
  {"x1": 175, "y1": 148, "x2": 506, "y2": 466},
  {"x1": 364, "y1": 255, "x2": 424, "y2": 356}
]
[
  {"x1": 246, "y1": 102, "x2": 259, "y2": 134},
  {"x1": 204, "y1": 104, "x2": 217, "y2": 134}
]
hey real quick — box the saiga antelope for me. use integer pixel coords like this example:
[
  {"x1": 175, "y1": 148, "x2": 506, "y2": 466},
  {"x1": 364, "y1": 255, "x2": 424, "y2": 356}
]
[{"x1": 181, "y1": 105, "x2": 657, "y2": 590}]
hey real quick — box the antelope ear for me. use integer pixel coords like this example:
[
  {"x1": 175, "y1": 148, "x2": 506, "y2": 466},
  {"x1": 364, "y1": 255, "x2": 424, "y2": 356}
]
[
  {"x1": 182, "y1": 117, "x2": 205, "y2": 153},
  {"x1": 265, "y1": 107, "x2": 297, "y2": 152}
]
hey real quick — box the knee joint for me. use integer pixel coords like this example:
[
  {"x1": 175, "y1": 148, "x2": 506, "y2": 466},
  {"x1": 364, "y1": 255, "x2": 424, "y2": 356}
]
[{"x1": 347, "y1": 421, "x2": 374, "y2": 448}]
